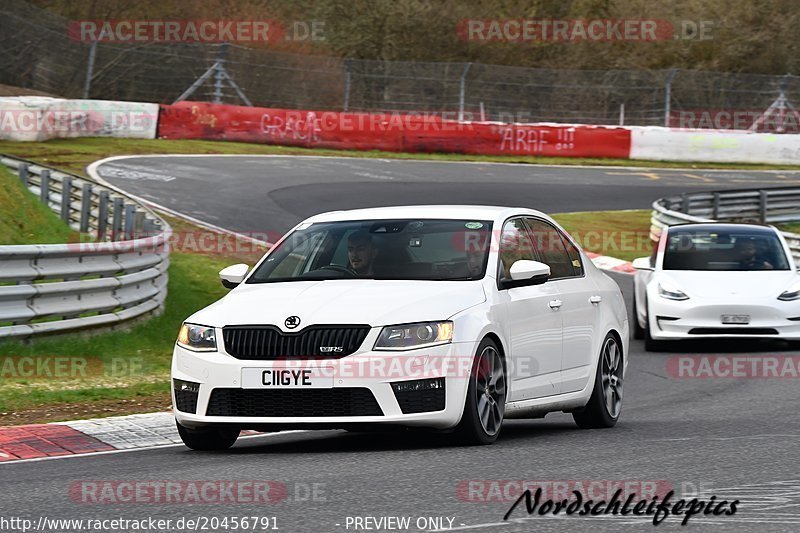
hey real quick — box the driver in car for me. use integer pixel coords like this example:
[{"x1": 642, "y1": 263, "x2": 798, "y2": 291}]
[
  {"x1": 735, "y1": 237, "x2": 773, "y2": 270},
  {"x1": 347, "y1": 230, "x2": 378, "y2": 276}
]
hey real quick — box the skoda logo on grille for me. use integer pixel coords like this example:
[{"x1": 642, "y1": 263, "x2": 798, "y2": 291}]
[{"x1": 284, "y1": 316, "x2": 301, "y2": 329}]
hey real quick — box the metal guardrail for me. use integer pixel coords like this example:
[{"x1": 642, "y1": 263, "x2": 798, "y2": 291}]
[
  {"x1": 0, "y1": 155, "x2": 171, "y2": 338},
  {"x1": 651, "y1": 187, "x2": 800, "y2": 263}
]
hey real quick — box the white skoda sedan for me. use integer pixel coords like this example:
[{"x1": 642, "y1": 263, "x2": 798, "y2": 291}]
[
  {"x1": 632, "y1": 223, "x2": 800, "y2": 351},
  {"x1": 172, "y1": 206, "x2": 628, "y2": 449}
]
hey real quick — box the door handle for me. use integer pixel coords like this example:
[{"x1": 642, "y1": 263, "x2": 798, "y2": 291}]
[
  {"x1": 548, "y1": 299, "x2": 562, "y2": 309},
  {"x1": 589, "y1": 295, "x2": 603, "y2": 304}
]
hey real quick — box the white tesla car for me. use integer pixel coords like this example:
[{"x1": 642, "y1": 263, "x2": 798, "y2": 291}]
[
  {"x1": 632, "y1": 223, "x2": 800, "y2": 351},
  {"x1": 171, "y1": 206, "x2": 628, "y2": 449}
]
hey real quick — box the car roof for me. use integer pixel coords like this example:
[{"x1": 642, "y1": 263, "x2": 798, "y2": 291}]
[
  {"x1": 305, "y1": 205, "x2": 546, "y2": 223},
  {"x1": 668, "y1": 223, "x2": 779, "y2": 236}
]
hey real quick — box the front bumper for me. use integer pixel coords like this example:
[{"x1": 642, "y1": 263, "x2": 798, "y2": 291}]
[
  {"x1": 648, "y1": 297, "x2": 800, "y2": 340},
  {"x1": 171, "y1": 339, "x2": 478, "y2": 430}
]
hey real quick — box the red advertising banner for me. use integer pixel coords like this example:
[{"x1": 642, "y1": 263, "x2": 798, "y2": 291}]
[{"x1": 157, "y1": 101, "x2": 631, "y2": 158}]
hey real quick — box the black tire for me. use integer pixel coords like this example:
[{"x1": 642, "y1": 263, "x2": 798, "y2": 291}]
[
  {"x1": 176, "y1": 421, "x2": 240, "y2": 451},
  {"x1": 573, "y1": 333, "x2": 623, "y2": 429},
  {"x1": 632, "y1": 296, "x2": 645, "y2": 340},
  {"x1": 453, "y1": 338, "x2": 507, "y2": 445},
  {"x1": 641, "y1": 298, "x2": 666, "y2": 352},
  {"x1": 643, "y1": 316, "x2": 665, "y2": 352}
]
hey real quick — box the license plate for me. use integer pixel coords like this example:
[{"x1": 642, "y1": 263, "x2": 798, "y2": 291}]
[
  {"x1": 241, "y1": 367, "x2": 334, "y2": 389},
  {"x1": 721, "y1": 315, "x2": 750, "y2": 325}
]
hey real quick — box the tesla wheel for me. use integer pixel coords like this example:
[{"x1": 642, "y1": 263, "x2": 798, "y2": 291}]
[
  {"x1": 573, "y1": 333, "x2": 623, "y2": 429},
  {"x1": 641, "y1": 299, "x2": 665, "y2": 351},
  {"x1": 643, "y1": 316, "x2": 664, "y2": 352},
  {"x1": 632, "y1": 297, "x2": 645, "y2": 340},
  {"x1": 177, "y1": 421, "x2": 240, "y2": 451},
  {"x1": 454, "y1": 338, "x2": 506, "y2": 445}
]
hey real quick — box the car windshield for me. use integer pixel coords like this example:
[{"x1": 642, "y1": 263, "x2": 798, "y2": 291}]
[
  {"x1": 247, "y1": 218, "x2": 493, "y2": 282},
  {"x1": 663, "y1": 228, "x2": 790, "y2": 271}
]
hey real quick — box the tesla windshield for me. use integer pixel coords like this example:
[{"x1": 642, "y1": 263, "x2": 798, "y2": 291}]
[
  {"x1": 663, "y1": 228, "x2": 790, "y2": 271},
  {"x1": 247, "y1": 219, "x2": 493, "y2": 282}
]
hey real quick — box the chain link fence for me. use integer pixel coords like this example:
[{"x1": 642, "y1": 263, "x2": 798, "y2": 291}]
[{"x1": 3, "y1": 0, "x2": 800, "y2": 130}]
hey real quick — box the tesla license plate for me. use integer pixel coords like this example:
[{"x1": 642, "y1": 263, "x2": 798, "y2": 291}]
[
  {"x1": 242, "y1": 367, "x2": 334, "y2": 389},
  {"x1": 721, "y1": 314, "x2": 750, "y2": 325}
]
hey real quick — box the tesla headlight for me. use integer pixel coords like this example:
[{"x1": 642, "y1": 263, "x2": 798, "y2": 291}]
[
  {"x1": 778, "y1": 280, "x2": 800, "y2": 301},
  {"x1": 374, "y1": 321, "x2": 454, "y2": 351},
  {"x1": 658, "y1": 281, "x2": 689, "y2": 301},
  {"x1": 177, "y1": 323, "x2": 217, "y2": 351}
]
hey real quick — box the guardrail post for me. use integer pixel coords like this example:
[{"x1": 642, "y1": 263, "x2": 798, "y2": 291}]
[
  {"x1": 759, "y1": 190, "x2": 768, "y2": 223},
  {"x1": 18, "y1": 164, "x2": 28, "y2": 185},
  {"x1": 681, "y1": 193, "x2": 690, "y2": 213},
  {"x1": 79, "y1": 183, "x2": 92, "y2": 233},
  {"x1": 39, "y1": 169, "x2": 51, "y2": 206},
  {"x1": 712, "y1": 192, "x2": 720, "y2": 219},
  {"x1": 97, "y1": 190, "x2": 109, "y2": 240},
  {"x1": 60, "y1": 175, "x2": 72, "y2": 222},
  {"x1": 112, "y1": 198, "x2": 124, "y2": 241},
  {"x1": 123, "y1": 204, "x2": 135, "y2": 241},
  {"x1": 133, "y1": 211, "x2": 145, "y2": 239}
]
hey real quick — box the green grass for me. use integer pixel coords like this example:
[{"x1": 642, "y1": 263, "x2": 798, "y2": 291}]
[
  {"x1": 777, "y1": 222, "x2": 800, "y2": 234},
  {"x1": 0, "y1": 166, "x2": 79, "y2": 244},
  {"x1": 553, "y1": 210, "x2": 653, "y2": 262},
  {"x1": 0, "y1": 252, "x2": 233, "y2": 413},
  {"x1": 2, "y1": 137, "x2": 800, "y2": 173}
]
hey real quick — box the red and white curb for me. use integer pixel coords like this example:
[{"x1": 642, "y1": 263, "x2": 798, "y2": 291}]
[
  {"x1": 585, "y1": 252, "x2": 636, "y2": 274},
  {"x1": 0, "y1": 412, "x2": 182, "y2": 462},
  {"x1": 0, "y1": 412, "x2": 281, "y2": 463}
]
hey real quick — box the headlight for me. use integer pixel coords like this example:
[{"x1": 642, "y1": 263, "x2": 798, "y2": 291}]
[
  {"x1": 778, "y1": 280, "x2": 800, "y2": 301},
  {"x1": 177, "y1": 323, "x2": 217, "y2": 351},
  {"x1": 374, "y1": 321, "x2": 454, "y2": 351},
  {"x1": 658, "y1": 281, "x2": 689, "y2": 301}
]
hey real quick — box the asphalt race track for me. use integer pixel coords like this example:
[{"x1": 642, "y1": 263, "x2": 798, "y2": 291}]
[
  {"x1": 93, "y1": 155, "x2": 800, "y2": 234},
  {"x1": 3, "y1": 156, "x2": 799, "y2": 532}
]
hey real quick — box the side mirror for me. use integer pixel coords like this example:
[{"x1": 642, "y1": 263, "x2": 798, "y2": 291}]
[
  {"x1": 500, "y1": 260, "x2": 550, "y2": 289},
  {"x1": 632, "y1": 257, "x2": 654, "y2": 271},
  {"x1": 219, "y1": 263, "x2": 249, "y2": 289}
]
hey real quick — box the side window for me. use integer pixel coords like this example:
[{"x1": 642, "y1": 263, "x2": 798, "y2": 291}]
[
  {"x1": 498, "y1": 219, "x2": 537, "y2": 280},
  {"x1": 525, "y1": 218, "x2": 575, "y2": 279},
  {"x1": 561, "y1": 235, "x2": 584, "y2": 276}
]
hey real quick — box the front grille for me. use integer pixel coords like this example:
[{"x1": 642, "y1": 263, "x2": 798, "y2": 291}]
[
  {"x1": 223, "y1": 325, "x2": 371, "y2": 360},
  {"x1": 688, "y1": 327, "x2": 779, "y2": 335},
  {"x1": 392, "y1": 378, "x2": 446, "y2": 414},
  {"x1": 174, "y1": 389, "x2": 199, "y2": 414},
  {"x1": 206, "y1": 388, "x2": 383, "y2": 417}
]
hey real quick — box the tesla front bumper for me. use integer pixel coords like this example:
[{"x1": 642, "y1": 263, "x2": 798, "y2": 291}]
[
  {"x1": 648, "y1": 298, "x2": 800, "y2": 340},
  {"x1": 171, "y1": 338, "x2": 478, "y2": 430}
]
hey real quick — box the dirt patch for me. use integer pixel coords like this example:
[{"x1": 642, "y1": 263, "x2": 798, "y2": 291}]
[{"x1": 0, "y1": 392, "x2": 172, "y2": 426}]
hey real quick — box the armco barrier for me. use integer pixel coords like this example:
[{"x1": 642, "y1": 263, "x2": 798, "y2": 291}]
[
  {"x1": 0, "y1": 97, "x2": 158, "y2": 142},
  {"x1": 0, "y1": 156, "x2": 171, "y2": 338},
  {"x1": 157, "y1": 102, "x2": 632, "y2": 158},
  {"x1": 650, "y1": 187, "x2": 800, "y2": 263}
]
